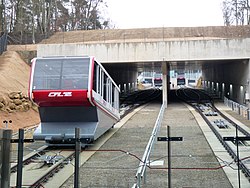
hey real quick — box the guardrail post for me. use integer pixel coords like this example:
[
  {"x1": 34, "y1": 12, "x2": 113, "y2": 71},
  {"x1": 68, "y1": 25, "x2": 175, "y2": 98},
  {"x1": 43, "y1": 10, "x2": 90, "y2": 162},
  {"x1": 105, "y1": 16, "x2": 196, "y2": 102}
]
[
  {"x1": 143, "y1": 167, "x2": 147, "y2": 184},
  {"x1": 158, "y1": 126, "x2": 183, "y2": 188},
  {"x1": 137, "y1": 172, "x2": 141, "y2": 187},
  {"x1": 167, "y1": 126, "x2": 171, "y2": 188},
  {"x1": 236, "y1": 125, "x2": 241, "y2": 188},
  {"x1": 0, "y1": 129, "x2": 12, "y2": 188},
  {"x1": 74, "y1": 128, "x2": 81, "y2": 188},
  {"x1": 16, "y1": 129, "x2": 24, "y2": 188}
]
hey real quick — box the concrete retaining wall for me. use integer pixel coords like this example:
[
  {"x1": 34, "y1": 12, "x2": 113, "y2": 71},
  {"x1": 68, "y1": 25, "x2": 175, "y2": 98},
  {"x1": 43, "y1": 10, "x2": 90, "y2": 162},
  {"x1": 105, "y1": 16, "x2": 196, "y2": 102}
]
[{"x1": 38, "y1": 38, "x2": 250, "y2": 62}]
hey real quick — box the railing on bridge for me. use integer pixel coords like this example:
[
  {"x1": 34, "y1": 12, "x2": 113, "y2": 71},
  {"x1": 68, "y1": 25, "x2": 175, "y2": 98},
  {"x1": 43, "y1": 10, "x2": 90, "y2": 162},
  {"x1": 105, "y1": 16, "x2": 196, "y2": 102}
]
[
  {"x1": 224, "y1": 97, "x2": 250, "y2": 120},
  {"x1": 0, "y1": 33, "x2": 7, "y2": 55},
  {"x1": 133, "y1": 102, "x2": 166, "y2": 187}
]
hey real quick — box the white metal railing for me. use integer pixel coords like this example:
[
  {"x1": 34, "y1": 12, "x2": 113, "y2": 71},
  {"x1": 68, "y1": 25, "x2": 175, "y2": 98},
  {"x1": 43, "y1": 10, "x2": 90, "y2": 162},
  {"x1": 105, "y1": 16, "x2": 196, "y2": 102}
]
[
  {"x1": 224, "y1": 97, "x2": 250, "y2": 120},
  {"x1": 133, "y1": 102, "x2": 166, "y2": 188}
]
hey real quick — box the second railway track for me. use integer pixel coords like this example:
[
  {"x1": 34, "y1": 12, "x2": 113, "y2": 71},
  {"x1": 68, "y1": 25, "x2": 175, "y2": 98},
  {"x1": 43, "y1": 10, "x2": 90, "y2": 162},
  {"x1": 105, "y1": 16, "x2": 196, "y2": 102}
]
[
  {"x1": 194, "y1": 102, "x2": 250, "y2": 181},
  {"x1": 176, "y1": 88, "x2": 250, "y2": 182}
]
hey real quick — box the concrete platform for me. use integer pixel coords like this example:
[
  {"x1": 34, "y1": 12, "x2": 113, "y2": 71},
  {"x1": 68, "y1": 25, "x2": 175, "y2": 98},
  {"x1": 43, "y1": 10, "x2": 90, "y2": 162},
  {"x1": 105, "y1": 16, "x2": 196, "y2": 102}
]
[
  {"x1": 153, "y1": 102, "x2": 233, "y2": 188},
  {"x1": 61, "y1": 102, "x2": 250, "y2": 187}
]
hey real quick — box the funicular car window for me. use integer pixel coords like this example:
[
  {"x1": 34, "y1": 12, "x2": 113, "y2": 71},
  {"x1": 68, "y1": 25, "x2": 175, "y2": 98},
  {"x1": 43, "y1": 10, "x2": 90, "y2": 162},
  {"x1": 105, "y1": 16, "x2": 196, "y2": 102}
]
[{"x1": 33, "y1": 58, "x2": 90, "y2": 90}]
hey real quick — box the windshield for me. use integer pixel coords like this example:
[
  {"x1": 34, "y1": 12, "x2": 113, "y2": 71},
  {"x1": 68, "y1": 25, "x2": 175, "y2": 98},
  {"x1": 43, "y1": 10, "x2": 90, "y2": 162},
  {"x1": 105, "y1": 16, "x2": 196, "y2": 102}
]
[{"x1": 32, "y1": 57, "x2": 90, "y2": 90}]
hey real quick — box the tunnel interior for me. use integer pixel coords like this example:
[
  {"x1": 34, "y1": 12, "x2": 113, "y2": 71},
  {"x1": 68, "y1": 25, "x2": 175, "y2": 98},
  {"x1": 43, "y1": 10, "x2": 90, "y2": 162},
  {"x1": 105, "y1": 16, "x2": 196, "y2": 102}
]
[{"x1": 103, "y1": 59, "x2": 250, "y2": 106}]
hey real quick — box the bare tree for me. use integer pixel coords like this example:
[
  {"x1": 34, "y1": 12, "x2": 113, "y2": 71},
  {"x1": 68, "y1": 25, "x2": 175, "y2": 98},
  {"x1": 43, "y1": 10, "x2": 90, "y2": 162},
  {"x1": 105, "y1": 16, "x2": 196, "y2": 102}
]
[
  {"x1": 0, "y1": 0, "x2": 5, "y2": 32},
  {"x1": 71, "y1": 0, "x2": 107, "y2": 30},
  {"x1": 223, "y1": 0, "x2": 234, "y2": 25},
  {"x1": 222, "y1": 0, "x2": 250, "y2": 25},
  {"x1": 1, "y1": 0, "x2": 112, "y2": 43}
]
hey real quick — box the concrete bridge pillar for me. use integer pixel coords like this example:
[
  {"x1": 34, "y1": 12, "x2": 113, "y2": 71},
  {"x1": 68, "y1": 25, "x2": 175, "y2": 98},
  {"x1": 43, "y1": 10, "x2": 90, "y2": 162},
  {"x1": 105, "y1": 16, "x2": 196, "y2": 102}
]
[
  {"x1": 162, "y1": 61, "x2": 168, "y2": 107},
  {"x1": 247, "y1": 59, "x2": 250, "y2": 108}
]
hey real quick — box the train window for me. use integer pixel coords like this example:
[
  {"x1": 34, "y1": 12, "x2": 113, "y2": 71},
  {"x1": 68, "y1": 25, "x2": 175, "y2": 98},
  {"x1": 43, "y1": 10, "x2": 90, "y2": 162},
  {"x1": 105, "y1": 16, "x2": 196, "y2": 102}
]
[
  {"x1": 177, "y1": 78, "x2": 186, "y2": 85},
  {"x1": 93, "y1": 62, "x2": 98, "y2": 92},
  {"x1": 100, "y1": 70, "x2": 104, "y2": 97},
  {"x1": 110, "y1": 82, "x2": 113, "y2": 105},
  {"x1": 62, "y1": 59, "x2": 89, "y2": 89},
  {"x1": 32, "y1": 60, "x2": 61, "y2": 90},
  {"x1": 107, "y1": 79, "x2": 109, "y2": 103},
  {"x1": 107, "y1": 79, "x2": 112, "y2": 104},
  {"x1": 114, "y1": 88, "x2": 119, "y2": 109},
  {"x1": 109, "y1": 80, "x2": 112, "y2": 104},
  {"x1": 91, "y1": 61, "x2": 119, "y2": 110},
  {"x1": 33, "y1": 58, "x2": 90, "y2": 90},
  {"x1": 103, "y1": 74, "x2": 108, "y2": 101},
  {"x1": 112, "y1": 85, "x2": 115, "y2": 107},
  {"x1": 106, "y1": 79, "x2": 109, "y2": 102},
  {"x1": 96, "y1": 65, "x2": 101, "y2": 95}
]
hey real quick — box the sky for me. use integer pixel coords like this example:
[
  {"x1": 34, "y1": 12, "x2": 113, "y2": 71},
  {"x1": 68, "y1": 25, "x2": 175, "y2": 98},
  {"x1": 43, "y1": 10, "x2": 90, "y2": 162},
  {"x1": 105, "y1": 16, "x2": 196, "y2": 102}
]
[{"x1": 106, "y1": 0, "x2": 225, "y2": 28}]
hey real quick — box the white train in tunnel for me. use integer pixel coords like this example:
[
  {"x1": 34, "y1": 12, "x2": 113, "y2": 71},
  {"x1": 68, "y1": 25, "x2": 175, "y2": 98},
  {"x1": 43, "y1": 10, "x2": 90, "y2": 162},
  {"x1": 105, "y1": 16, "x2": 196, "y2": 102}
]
[{"x1": 29, "y1": 56, "x2": 120, "y2": 145}]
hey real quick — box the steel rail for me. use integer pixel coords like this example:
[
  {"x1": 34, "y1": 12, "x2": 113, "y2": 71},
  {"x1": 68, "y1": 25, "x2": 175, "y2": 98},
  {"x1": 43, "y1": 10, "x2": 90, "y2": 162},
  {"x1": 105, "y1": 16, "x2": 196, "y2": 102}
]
[
  {"x1": 30, "y1": 151, "x2": 75, "y2": 188},
  {"x1": 10, "y1": 145, "x2": 48, "y2": 173},
  {"x1": 193, "y1": 104, "x2": 250, "y2": 181},
  {"x1": 10, "y1": 147, "x2": 74, "y2": 188},
  {"x1": 211, "y1": 104, "x2": 250, "y2": 137},
  {"x1": 121, "y1": 89, "x2": 161, "y2": 118},
  {"x1": 177, "y1": 88, "x2": 250, "y2": 181}
]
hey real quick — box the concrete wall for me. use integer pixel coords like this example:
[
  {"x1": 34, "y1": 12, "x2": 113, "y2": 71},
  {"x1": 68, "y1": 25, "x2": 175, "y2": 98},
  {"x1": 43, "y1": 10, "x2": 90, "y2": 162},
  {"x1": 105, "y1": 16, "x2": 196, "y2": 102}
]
[
  {"x1": 203, "y1": 60, "x2": 249, "y2": 104},
  {"x1": 38, "y1": 38, "x2": 250, "y2": 62},
  {"x1": 38, "y1": 37, "x2": 250, "y2": 101}
]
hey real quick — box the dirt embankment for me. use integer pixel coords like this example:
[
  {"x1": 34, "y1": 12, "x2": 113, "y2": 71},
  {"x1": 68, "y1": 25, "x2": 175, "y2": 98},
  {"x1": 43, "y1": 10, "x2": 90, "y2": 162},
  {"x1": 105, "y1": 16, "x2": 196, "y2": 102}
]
[
  {"x1": 0, "y1": 51, "x2": 40, "y2": 132},
  {"x1": 41, "y1": 25, "x2": 250, "y2": 44}
]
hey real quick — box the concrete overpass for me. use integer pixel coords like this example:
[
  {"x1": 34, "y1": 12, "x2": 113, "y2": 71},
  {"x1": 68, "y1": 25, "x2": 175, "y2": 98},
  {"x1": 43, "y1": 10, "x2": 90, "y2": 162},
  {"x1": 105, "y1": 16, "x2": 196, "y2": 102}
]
[{"x1": 37, "y1": 26, "x2": 250, "y2": 106}]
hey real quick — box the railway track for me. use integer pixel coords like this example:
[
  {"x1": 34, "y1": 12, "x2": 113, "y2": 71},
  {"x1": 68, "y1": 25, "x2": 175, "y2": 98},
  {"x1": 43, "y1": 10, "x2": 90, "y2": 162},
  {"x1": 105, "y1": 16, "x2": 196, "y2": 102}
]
[
  {"x1": 9, "y1": 89, "x2": 160, "y2": 187},
  {"x1": 10, "y1": 145, "x2": 48, "y2": 173},
  {"x1": 10, "y1": 120, "x2": 137, "y2": 187},
  {"x1": 10, "y1": 146, "x2": 75, "y2": 187},
  {"x1": 120, "y1": 88, "x2": 162, "y2": 117},
  {"x1": 194, "y1": 103, "x2": 250, "y2": 181},
  {"x1": 176, "y1": 88, "x2": 250, "y2": 182}
]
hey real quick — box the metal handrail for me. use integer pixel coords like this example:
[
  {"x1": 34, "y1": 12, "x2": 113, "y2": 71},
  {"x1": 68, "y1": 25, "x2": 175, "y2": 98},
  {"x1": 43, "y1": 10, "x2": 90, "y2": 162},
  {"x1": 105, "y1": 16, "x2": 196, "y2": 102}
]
[
  {"x1": 224, "y1": 97, "x2": 250, "y2": 120},
  {"x1": 134, "y1": 102, "x2": 166, "y2": 187}
]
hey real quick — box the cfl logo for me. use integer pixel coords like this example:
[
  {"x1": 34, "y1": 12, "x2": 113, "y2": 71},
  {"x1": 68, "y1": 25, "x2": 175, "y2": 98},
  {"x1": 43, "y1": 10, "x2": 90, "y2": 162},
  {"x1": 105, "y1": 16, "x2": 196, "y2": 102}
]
[{"x1": 48, "y1": 92, "x2": 72, "y2": 97}]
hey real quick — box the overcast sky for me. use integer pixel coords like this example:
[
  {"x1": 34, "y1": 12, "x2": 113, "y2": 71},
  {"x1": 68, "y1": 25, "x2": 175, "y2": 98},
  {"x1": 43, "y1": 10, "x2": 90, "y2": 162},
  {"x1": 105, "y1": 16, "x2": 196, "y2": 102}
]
[{"x1": 106, "y1": 0, "x2": 225, "y2": 28}]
